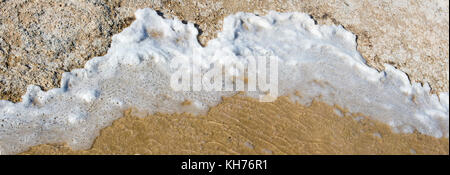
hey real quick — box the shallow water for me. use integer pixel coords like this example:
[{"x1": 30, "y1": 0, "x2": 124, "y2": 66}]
[{"x1": 0, "y1": 8, "x2": 448, "y2": 154}]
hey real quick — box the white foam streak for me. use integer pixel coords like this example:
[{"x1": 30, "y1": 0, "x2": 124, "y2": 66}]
[{"x1": 0, "y1": 9, "x2": 448, "y2": 154}]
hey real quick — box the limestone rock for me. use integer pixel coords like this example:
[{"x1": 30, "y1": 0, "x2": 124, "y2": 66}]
[{"x1": 0, "y1": 0, "x2": 448, "y2": 102}]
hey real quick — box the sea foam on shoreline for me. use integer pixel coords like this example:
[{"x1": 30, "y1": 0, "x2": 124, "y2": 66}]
[{"x1": 0, "y1": 8, "x2": 448, "y2": 154}]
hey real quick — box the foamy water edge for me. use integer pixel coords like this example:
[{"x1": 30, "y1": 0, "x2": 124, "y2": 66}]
[{"x1": 0, "y1": 9, "x2": 448, "y2": 154}]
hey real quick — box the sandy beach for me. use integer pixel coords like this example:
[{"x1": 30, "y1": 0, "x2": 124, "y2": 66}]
[
  {"x1": 22, "y1": 95, "x2": 448, "y2": 155},
  {"x1": 1, "y1": 0, "x2": 449, "y2": 155}
]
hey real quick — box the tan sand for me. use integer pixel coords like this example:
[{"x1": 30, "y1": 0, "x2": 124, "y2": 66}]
[
  {"x1": 22, "y1": 95, "x2": 449, "y2": 155},
  {"x1": 1, "y1": 0, "x2": 448, "y2": 155}
]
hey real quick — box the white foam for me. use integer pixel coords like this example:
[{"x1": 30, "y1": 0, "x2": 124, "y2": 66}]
[{"x1": 0, "y1": 9, "x2": 448, "y2": 154}]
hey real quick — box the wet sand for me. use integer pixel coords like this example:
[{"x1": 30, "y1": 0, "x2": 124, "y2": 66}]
[
  {"x1": 22, "y1": 95, "x2": 449, "y2": 155},
  {"x1": 1, "y1": 0, "x2": 448, "y2": 155}
]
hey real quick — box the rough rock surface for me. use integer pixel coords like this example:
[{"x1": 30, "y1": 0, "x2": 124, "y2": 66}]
[{"x1": 1, "y1": 0, "x2": 448, "y2": 102}]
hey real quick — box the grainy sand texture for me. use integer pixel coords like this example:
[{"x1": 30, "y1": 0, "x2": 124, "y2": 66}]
[
  {"x1": 1, "y1": 0, "x2": 448, "y2": 102},
  {"x1": 22, "y1": 95, "x2": 448, "y2": 155},
  {"x1": 0, "y1": 0, "x2": 449, "y2": 155}
]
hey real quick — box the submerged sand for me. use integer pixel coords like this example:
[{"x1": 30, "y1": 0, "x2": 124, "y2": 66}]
[
  {"x1": 1, "y1": 0, "x2": 447, "y2": 155},
  {"x1": 22, "y1": 95, "x2": 449, "y2": 155}
]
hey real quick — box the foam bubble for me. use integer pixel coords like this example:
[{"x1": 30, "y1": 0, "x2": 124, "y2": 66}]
[{"x1": 0, "y1": 9, "x2": 448, "y2": 154}]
